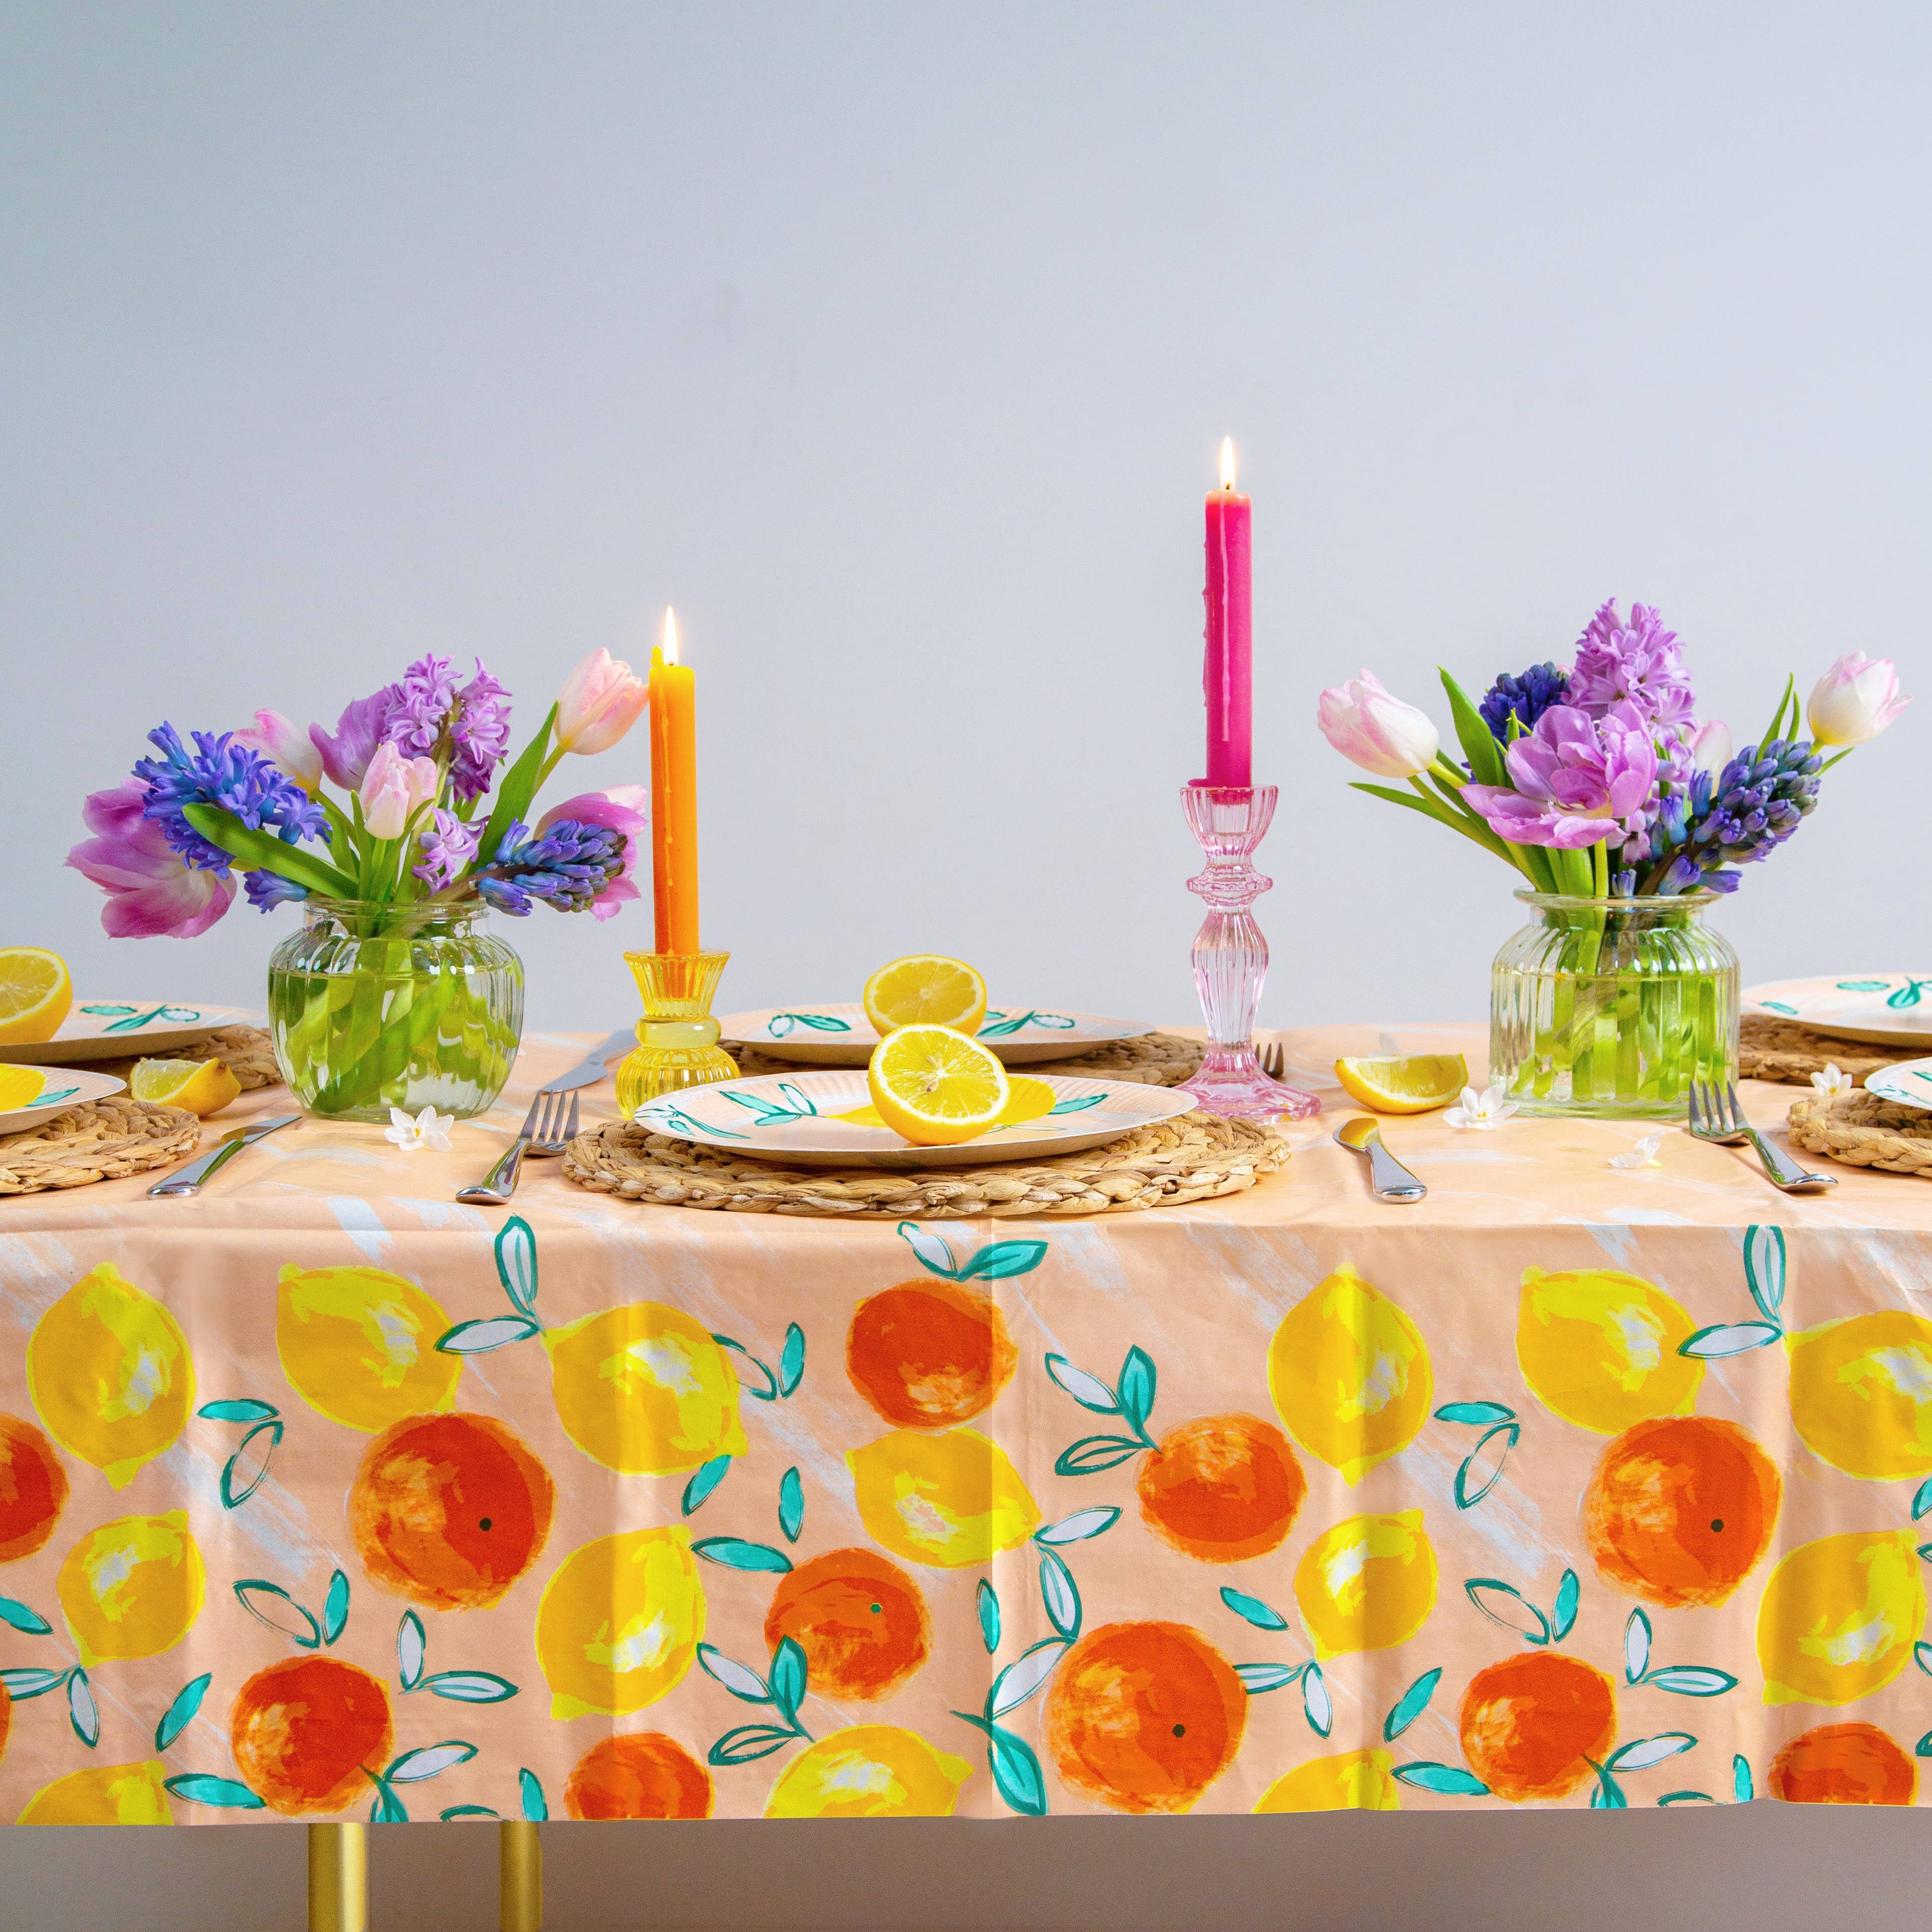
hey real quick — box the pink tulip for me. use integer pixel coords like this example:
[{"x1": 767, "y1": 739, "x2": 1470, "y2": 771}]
[
  {"x1": 358, "y1": 743, "x2": 440, "y2": 840},
  {"x1": 555, "y1": 649, "x2": 649, "y2": 755},
  {"x1": 1316, "y1": 670, "x2": 1441, "y2": 778},
  {"x1": 234, "y1": 708, "x2": 324, "y2": 795},
  {"x1": 1807, "y1": 653, "x2": 1910, "y2": 748},
  {"x1": 536, "y1": 785, "x2": 648, "y2": 921},
  {"x1": 1687, "y1": 719, "x2": 1732, "y2": 776},
  {"x1": 66, "y1": 781, "x2": 236, "y2": 938}
]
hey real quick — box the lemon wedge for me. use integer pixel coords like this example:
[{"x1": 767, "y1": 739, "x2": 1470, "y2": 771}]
[
  {"x1": 0, "y1": 948, "x2": 71, "y2": 1046},
  {"x1": 1333, "y1": 1054, "x2": 1467, "y2": 1114},
  {"x1": 0, "y1": 1066, "x2": 49, "y2": 1112},
  {"x1": 130, "y1": 1057, "x2": 242, "y2": 1118},
  {"x1": 867, "y1": 1024, "x2": 1009, "y2": 1146},
  {"x1": 862, "y1": 955, "x2": 988, "y2": 1036}
]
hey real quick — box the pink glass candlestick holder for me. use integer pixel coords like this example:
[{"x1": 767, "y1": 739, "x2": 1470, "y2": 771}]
[{"x1": 1175, "y1": 783, "x2": 1320, "y2": 1121}]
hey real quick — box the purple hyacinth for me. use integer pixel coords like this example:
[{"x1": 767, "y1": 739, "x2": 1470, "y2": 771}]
[
  {"x1": 385, "y1": 654, "x2": 462, "y2": 760},
  {"x1": 245, "y1": 869, "x2": 309, "y2": 911},
  {"x1": 472, "y1": 819, "x2": 627, "y2": 915},
  {"x1": 1568, "y1": 600, "x2": 1697, "y2": 732},
  {"x1": 133, "y1": 723, "x2": 328, "y2": 875},
  {"x1": 381, "y1": 654, "x2": 513, "y2": 804},
  {"x1": 1462, "y1": 702, "x2": 1659, "y2": 851},
  {"x1": 1641, "y1": 738, "x2": 1822, "y2": 894},
  {"x1": 1479, "y1": 663, "x2": 1571, "y2": 743},
  {"x1": 447, "y1": 663, "x2": 512, "y2": 803},
  {"x1": 414, "y1": 808, "x2": 482, "y2": 892}
]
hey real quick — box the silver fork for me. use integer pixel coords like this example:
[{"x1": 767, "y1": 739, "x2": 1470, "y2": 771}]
[
  {"x1": 457, "y1": 1088, "x2": 580, "y2": 1205},
  {"x1": 1688, "y1": 1077, "x2": 1836, "y2": 1194},
  {"x1": 1257, "y1": 1032, "x2": 1285, "y2": 1077}
]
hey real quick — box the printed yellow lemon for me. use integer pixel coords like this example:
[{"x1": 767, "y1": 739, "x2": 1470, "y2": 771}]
[
  {"x1": 1268, "y1": 1266, "x2": 1432, "y2": 1485},
  {"x1": 57, "y1": 1511, "x2": 205, "y2": 1665},
  {"x1": 543, "y1": 1302, "x2": 748, "y2": 1476},
  {"x1": 0, "y1": 1066, "x2": 48, "y2": 1112},
  {"x1": 129, "y1": 1057, "x2": 242, "y2": 1118},
  {"x1": 1294, "y1": 1510, "x2": 1438, "y2": 1659},
  {"x1": 535, "y1": 1526, "x2": 705, "y2": 1720},
  {"x1": 847, "y1": 1426, "x2": 1041, "y2": 1568},
  {"x1": 765, "y1": 1726, "x2": 974, "y2": 1818},
  {"x1": 862, "y1": 955, "x2": 989, "y2": 1036},
  {"x1": 1333, "y1": 1055, "x2": 1469, "y2": 1114},
  {"x1": 16, "y1": 1760, "x2": 173, "y2": 1825},
  {"x1": 1516, "y1": 1266, "x2": 1702, "y2": 1436},
  {"x1": 275, "y1": 1263, "x2": 459, "y2": 1432},
  {"x1": 27, "y1": 1263, "x2": 194, "y2": 1489},
  {"x1": 1757, "y1": 1530, "x2": 1923, "y2": 1707},
  {"x1": 1254, "y1": 1748, "x2": 1402, "y2": 1812},
  {"x1": 0, "y1": 947, "x2": 71, "y2": 1046},
  {"x1": 1787, "y1": 1311, "x2": 1932, "y2": 1481},
  {"x1": 867, "y1": 1024, "x2": 1009, "y2": 1146}
]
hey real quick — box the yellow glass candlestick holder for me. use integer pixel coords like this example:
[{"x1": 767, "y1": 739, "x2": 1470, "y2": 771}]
[{"x1": 615, "y1": 949, "x2": 740, "y2": 1116}]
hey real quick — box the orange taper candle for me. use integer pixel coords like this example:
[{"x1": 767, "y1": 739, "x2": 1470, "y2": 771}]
[{"x1": 648, "y1": 608, "x2": 700, "y2": 952}]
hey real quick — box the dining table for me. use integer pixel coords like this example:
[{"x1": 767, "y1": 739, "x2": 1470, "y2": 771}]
[{"x1": 5, "y1": 1022, "x2": 1930, "y2": 1931}]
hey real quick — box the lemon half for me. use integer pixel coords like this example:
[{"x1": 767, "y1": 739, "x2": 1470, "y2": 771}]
[
  {"x1": 867, "y1": 1024, "x2": 1009, "y2": 1146},
  {"x1": 1334, "y1": 1055, "x2": 1468, "y2": 1113},
  {"x1": 131, "y1": 1057, "x2": 242, "y2": 1117},
  {"x1": 862, "y1": 955, "x2": 988, "y2": 1036},
  {"x1": 0, "y1": 947, "x2": 71, "y2": 1046}
]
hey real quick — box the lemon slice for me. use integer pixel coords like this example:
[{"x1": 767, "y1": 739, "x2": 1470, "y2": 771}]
[
  {"x1": 130, "y1": 1057, "x2": 242, "y2": 1118},
  {"x1": 0, "y1": 1066, "x2": 48, "y2": 1111},
  {"x1": 867, "y1": 1024, "x2": 1010, "y2": 1146},
  {"x1": 862, "y1": 955, "x2": 988, "y2": 1036},
  {"x1": 0, "y1": 947, "x2": 71, "y2": 1046},
  {"x1": 1334, "y1": 1054, "x2": 1468, "y2": 1114},
  {"x1": 836, "y1": 1074, "x2": 1056, "y2": 1132}
]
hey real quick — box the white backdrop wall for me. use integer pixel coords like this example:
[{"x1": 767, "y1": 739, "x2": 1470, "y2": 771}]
[{"x1": 6, "y1": 2, "x2": 1927, "y2": 1036}]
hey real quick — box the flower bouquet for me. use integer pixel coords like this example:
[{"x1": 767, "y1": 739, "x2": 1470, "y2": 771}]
[
  {"x1": 1318, "y1": 604, "x2": 1907, "y2": 1116},
  {"x1": 69, "y1": 649, "x2": 652, "y2": 1119}
]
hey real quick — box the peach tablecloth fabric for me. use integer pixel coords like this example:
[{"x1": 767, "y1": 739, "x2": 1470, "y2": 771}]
[{"x1": 3, "y1": 1023, "x2": 1930, "y2": 1824}]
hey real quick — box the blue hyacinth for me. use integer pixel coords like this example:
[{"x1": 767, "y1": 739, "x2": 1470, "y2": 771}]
[
  {"x1": 1641, "y1": 738, "x2": 1822, "y2": 894},
  {"x1": 133, "y1": 723, "x2": 328, "y2": 875},
  {"x1": 244, "y1": 869, "x2": 309, "y2": 912},
  {"x1": 472, "y1": 819, "x2": 627, "y2": 915},
  {"x1": 1479, "y1": 663, "x2": 1571, "y2": 743}
]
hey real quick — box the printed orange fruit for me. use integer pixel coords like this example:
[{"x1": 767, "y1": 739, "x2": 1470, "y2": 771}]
[
  {"x1": 1460, "y1": 1652, "x2": 1617, "y2": 1804},
  {"x1": 1768, "y1": 1723, "x2": 1917, "y2": 1805},
  {"x1": 230, "y1": 1656, "x2": 393, "y2": 1817},
  {"x1": 347, "y1": 1412, "x2": 555, "y2": 1612},
  {"x1": 565, "y1": 1733, "x2": 714, "y2": 1820},
  {"x1": 846, "y1": 1279, "x2": 1016, "y2": 1428},
  {"x1": 0, "y1": 1413, "x2": 67, "y2": 1563},
  {"x1": 1582, "y1": 1416, "x2": 1781, "y2": 1609},
  {"x1": 1134, "y1": 1413, "x2": 1307, "y2": 1563},
  {"x1": 763, "y1": 1547, "x2": 932, "y2": 1702},
  {"x1": 1045, "y1": 1621, "x2": 1246, "y2": 1815}
]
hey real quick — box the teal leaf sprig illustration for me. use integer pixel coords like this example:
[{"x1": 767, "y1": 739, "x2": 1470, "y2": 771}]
[
  {"x1": 1622, "y1": 1609, "x2": 1738, "y2": 1698},
  {"x1": 645, "y1": 1101, "x2": 747, "y2": 1140},
  {"x1": 1888, "y1": 978, "x2": 1932, "y2": 1009},
  {"x1": 1047, "y1": 1345, "x2": 1160, "y2": 1474},
  {"x1": 976, "y1": 1579, "x2": 1001, "y2": 1654},
  {"x1": 682, "y1": 1456, "x2": 733, "y2": 1517},
  {"x1": 365, "y1": 1741, "x2": 478, "y2": 1823},
  {"x1": 80, "y1": 1003, "x2": 202, "y2": 1032},
  {"x1": 1382, "y1": 1667, "x2": 1443, "y2": 1742},
  {"x1": 232, "y1": 1567, "x2": 352, "y2": 1652},
  {"x1": 700, "y1": 1636, "x2": 812, "y2": 1765},
  {"x1": 437, "y1": 1218, "x2": 544, "y2": 1356},
  {"x1": 693, "y1": 1537, "x2": 793, "y2": 1574},
  {"x1": 1585, "y1": 1733, "x2": 1698, "y2": 1809},
  {"x1": 154, "y1": 1673, "x2": 213, "y2": 1750},
  {"x1": 165, "y1": 1774, "x2": 266, "y2": 1811},
  {"x1": 719, "y1": 1081, "x2": 821, "y2": 1128},
  {"x1": 896, "y1": 1222, "x2": 1048, "y2": 1283},
  {"x1": 2, "y1": 1658, "x2": 101, "y2": 1750},
  {"x1": 1464, "y1": 1569, "x2": 1579, "y2": 1648},
  {"x1": 978, "y1": 1010, "x2": 1075, "y2": 1038},
  {"x1": 198, "y1": 1399, "x2": 284, "y2": 1508},
  {"x1": 766, "y1": 1012, "x2": 852, "y2": 1038},
  {"x1": 0, "y1": 1595, "x2": 52, "y2": 1636},
  {"x1": 1433, "y1": 1401, "x2": 1520, "y2": 1508},
  {"x1": 519, "y1": 1768, "x2": 548, "y2": 1820},
  {"x1": 682, "y1": 1323, "x2": 802, "y2": 1514},
  {"x1": 1679, "y1": 1224, "x2": 1785, "y2": 1358},
  {"x1": 397, "y1": 1611, "x2": 519, "y2": 1704},
  {"x1": 1733, "y1": 1754, "x2": 1753, "y2": 1801},
  {"x1": 1217, "y1": 1586, "x2": 1330, "y2": 1737},
  {"x1": 777, "y1": 1468, "x2": 804, "y2": 1544},
  {"x1": 1393, "y1": 1760, "x2": 1492, "y2": 1797}
]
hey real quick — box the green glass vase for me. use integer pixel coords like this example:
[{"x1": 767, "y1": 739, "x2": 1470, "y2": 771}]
[{"x1": 268, "y1": 897, "x2": 523, "y2": 1121}]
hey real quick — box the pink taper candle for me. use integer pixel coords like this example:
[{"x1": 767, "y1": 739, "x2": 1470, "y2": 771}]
[{"x1": 1201, "y1": 435, "x2": 1252, "y2": 787}]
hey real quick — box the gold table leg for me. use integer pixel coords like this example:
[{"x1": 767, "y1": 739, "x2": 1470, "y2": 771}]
[
  {"x1": 308, "y1": 1823, "x2": 368, "y2": 1932},
  {"x1": 499, "y1": 1819, "x2": 543, "y2": 1932}
]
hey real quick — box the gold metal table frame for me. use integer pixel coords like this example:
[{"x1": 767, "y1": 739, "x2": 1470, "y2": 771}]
[{"x1": 308, "y1": 1820, "x2": 542, "y2": 1930}]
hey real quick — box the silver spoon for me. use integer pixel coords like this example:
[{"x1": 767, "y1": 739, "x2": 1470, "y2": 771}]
[{"x1": 1335, "y1": 1115, "x2": 1427, "y2": 1203}]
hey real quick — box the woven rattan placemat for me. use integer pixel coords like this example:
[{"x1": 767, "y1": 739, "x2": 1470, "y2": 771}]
[
  {"x1": 1788, "y1": 1089, "x2": 1932, "y2": 1177},
  {"x1": 1740, "y1": 1014, "x2": 1920, "y2": 1087},
  {"x1": 562, "y1": 1109, "x2": 1288, "y2": 1218},
  {"x1": 0, "y1": 1097, "x2": 200, "y2": 1196},
  {"x1": 725, "y1": 1030, "x2": 1205, "y2": 1088},
  {"x1": 89, "y1": 1023, "x2": 281, "y2": 1091}
]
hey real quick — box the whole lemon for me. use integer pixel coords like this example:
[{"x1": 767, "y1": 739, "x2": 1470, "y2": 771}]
[
  {"x1": 1268, "y1": 1266, "x2": 1431, "y2": 1486},
  {"x1": 57, "y1": 1510, "x2": 205, "y2": 1664},
  {"x1": 16, "y1": 1761, "x2": 172, "y2": 1825},
  {"x1": 27, "y1": 1264, "x2": 194, "y2": 1489},
  {"x1": 275, "y1": 1263, "x2": 459, "y2": 1432},
  {"x1": 1515, "y1": 1266, "x2": 1702, "y2": 1435},
  {"x1": 1757, "y1": 1530, "x2": 1924, "y2": 1708},
  {"x1": 1294, "y1": 1510, "x2": 1438, "y2": 1659},
  {"x1": 535, "y1": 1526, "x2": 705, "y2": 1721},
  {"x1": 846, "y1": 1426, "x2": 1040, "y2": 1569},
  {"x1": 1254, "y1": 1748, "x2": 1402, "y2": 1813},
  {"x1": 764, "y1": 1726, "x2": 974, "y2": 1818},
  {"x1": 543, "y1": 1302, "x2": 747, "y2": 1476},
  {"x1": 1788, "y1": 1311, "x2": 1932, "y2": 1481}
]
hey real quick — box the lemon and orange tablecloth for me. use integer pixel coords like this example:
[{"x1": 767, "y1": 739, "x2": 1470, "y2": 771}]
[{"x1": 4, "y1": 1022, "x2": 1932, "y2": 1826}]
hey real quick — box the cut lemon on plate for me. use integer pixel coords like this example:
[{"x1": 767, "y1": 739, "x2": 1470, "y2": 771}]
[
  {"x1": 130, "y1": 1057, "x2": 242, "y2": 1118},
  {"x1": 0, "y1": 1065, "x2": 48, "y2": 1112},
  {"x1": 0, "y1": 947, "x2": 72, "y2": 1046},
  {"x1": 835, "y1": 1073, "x2": 1057, "y2": 1132},
  {"x1": 867, "y1": 1024, "x2": 1010, "y2": 1146},
  {"x1": 1334, "y1": 1054, "x2": 1468, "y2": 1114},
  {"x1": 862, "y1": 955, "x2": 989, "y2": 1036}
]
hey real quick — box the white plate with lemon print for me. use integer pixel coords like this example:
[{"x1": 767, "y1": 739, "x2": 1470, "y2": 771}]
[
  {"x1": 1862, "y1": 1057, "x2": 1932, "y2": 1112},
  {"x1": 635, "y1": 1070, "x2": 1194, "y2": 1169},
  {"x1": 0, "y1": 999, "x2": 260, "y2": 1065},
  {"x1": 0, "y1": 1064, "x2": 126, "y2": 1133},
  {"x1": 1744, "y1": 975, "x2": 1932, "y2": 1048},
  {"x1": 719, "y1": 1005, "x2": 1156, "y2": 1067}
]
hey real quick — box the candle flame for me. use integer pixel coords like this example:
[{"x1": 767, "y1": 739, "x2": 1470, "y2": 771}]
[
  {"x1": 662, "y1": 606, "x2": 680, "y2": 667},
  {"x1": 1219, "y1": 437, "x2": 1238, "y2": 491}
]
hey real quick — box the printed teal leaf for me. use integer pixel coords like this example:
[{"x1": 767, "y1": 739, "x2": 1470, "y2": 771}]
[
  {"x1": 1038, "y1": 1550, "x2": 1080, "y2": 1640},
  {"x1": 1657, "y1": 1791, "x2": 1716, "y2": 1805},
  {"x1": 1742, "y1": 1224, "x2": 1785, "y2": 1324},
  {"x1": 1034, "y1": 1507, "x2": 1121, "y2": 1546},
  {"x1": 681, "y1": 1455, "x2": 732, "y2": 1517},
  {"x1": 0, "y1": 1596, "x2": 52, "y2": 1635},
  {"x1": 1383, "y1": 1668, "x2": 1442, "y2": 1741},
  {"x1": 956, "y1": 1240, "x2": 1049, "y2": 1281},
  {"x1": 977, "y1": 1580, "x2": 1000, "y2": 1654},
  {"x1": 1551, "y1": 1569, "x2": 1579, "y2": 1642},
  {"x1": 697, "y1": 1644, "x2": 772, "y2": 1704},
  {"x1": 1916, "y1": 1641, "x2": 1932, "y2": 1678},
  {"x1": 436, "y1": 1316, "x2": 541, "y2": 1354},
  {"x1": 1608, "y1": 1733, "x2": 1697, "y2": 1772},
  {"x1": 233, "y1": 1579, "x2": 323, "y2": 1650},
  {"x1": 778, "y1": 1467, "x2": 804, "y2": 1544},
  {"x1": 165, "y1": 1775, "x2": 266, "y2": 1810},
  {"x1": 198, "y1": 1399, "x2": 277, "y2": 1423},
  {"x1": 155, "y1": 1673, "x2": 212, "y2": 1751},
  {"x1": 1044, "y1": 1354, "x2": 1118, "y2": 1414},
  {"x1": 1913, "y1": 1480, "x2": 1932, "y2": 1523},
  {"x1": 387, "y1": 1741, "x2": 477, "y2": 1783},
  {"x1": 0, "y1": 1668, "x2": 67, "y2": 1700},
  {"x1": 1053, "y1": 1436, "x2": 1145, "y2": 1476},
  {"x1": 1678, "y1": 1322, "x2": 1782, "y2": 1359},
  {"x1": 1219, "y1": 1586, "x2": 1289, "y2": 1632},
  {"x1": 1046, "y1": 1094, "x2": 1105, "y2": 1115},
  {"x1": 398, "y1": 1611, "x2": 427, "y2": 1690},
  {"x1": 708, "y1": 1725, "x2": 799, "y2": 1766},
  {"x1": 519, "y1": 1769, "x2": 548, "y2": 1821},
  {"x1": 1589, "y1": 1762, "x2": 1628, "y2": 1810},
  {"x1": 1115, "y1": 1346, "x2": 1156, "y2": 1430},
  {"x1": 989, "y1": 1639, "x2": 1068, "y2": 1717},
  {"x1": 368, "y1": 1776, "x2": 408, "y2": 1824},
  {"x1": 495, "y1": 1215, "x2": 538, "y2": 1316},
  {"x1": 1453, "y1": 1421, "x2": 1519, "y2": 1508},
  {"x1": 769, "y1": 1638, "x2": 808, "y2": 1726},
  {"x1": 424, "y1": 1672, "x2": 520, "y2": 1703},
  {"x1": 1889, "y1": 978, "x2": 1932, "y2": 1009},
  {"x1": 778, "y1": 1323, "x2": 806, "y2": 1396},
  {"x1": 1234, "y1": 1662, "x2": 1304, "y2": 1694},
  {"x1": 1641, "y1": 1668, "x2": 1738, "y2": 1698},
  {"x1": 954, "y1": 1713, "x2": 1048, "y2": 1816},
  {"x1": 67, "y1": 1669, "x2": 98, "y2": 1747},
  {"x1": 1434, "y1": 1401, "x2": 1515, "y2": 1426},
  {"x1": 219, "y1": 1417, "x2": 283, "y2": 1508},
  {"x1": 1916, "y1": 1730, "x2": 1932, "y2": 1760},
  {"x1": 1394, "y1": 1762, "x2": 1490, "y2": 1796},
  {"x1": 692, "y1": 1537, "x2": 792, "y2": 1574},
  {"x1": 1732, "y1": 1755, "x2": 1753, "y2": 1802},
  {"x1": 1302, "y1": 1662, "x2": 1332, "y2": 1737},
  {"x1": 440, "y1": 1805, "x2": 501, "y2": 1820},
  {"x1": 1625, "y1": 1608, "x2": 1653, "y2": 1685},
  {"x1": 323, "y1": 1569, "x2": 350, "y2": 1646},
  {"x1": 896, "y1": 1222, "x2": 958, "y2": 1278},
  {"x1": 711, "y1": 1335, "x2": 780, "y2": 1402},
  {"x1": 1464, "y1": 1578, "x2": 1551, "y2": 1647}
]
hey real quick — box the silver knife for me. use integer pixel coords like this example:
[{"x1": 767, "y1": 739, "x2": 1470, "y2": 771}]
[
  {"x1": 148, "y1": 1115, "x2": 301, "y2": 1197},
  {"x1": 540, "y1": 1028, "x2": 638, "y2": 1093}
]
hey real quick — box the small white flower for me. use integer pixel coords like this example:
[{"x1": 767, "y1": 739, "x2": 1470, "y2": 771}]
[
  {"x1": 384, "y1": 1104, "x2": 453, "y2": 1152},
  {"x1": 1609, "y1": 1131, "x2": 1667, "y2": 1170},
  {"x1": 1811, "y1": 1063, "x2": 1854, "y2": 1097},
  {"x1": 1443, "y1": 1084, "x2": 1518, "y2": 1131}
]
